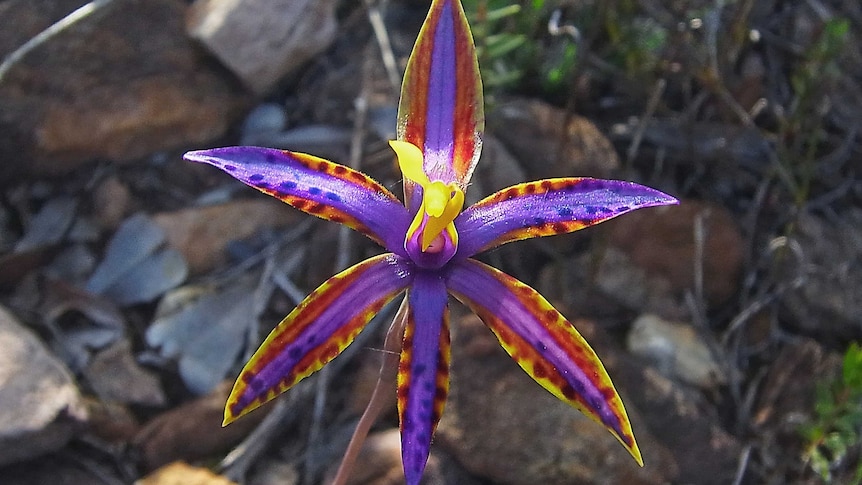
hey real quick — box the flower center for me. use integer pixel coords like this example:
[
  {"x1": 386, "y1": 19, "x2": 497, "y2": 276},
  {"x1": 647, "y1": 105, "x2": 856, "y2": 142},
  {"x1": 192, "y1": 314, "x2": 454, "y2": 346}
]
[{"x1": 391, "y1": 140, "x2": 464, "y2": 267}]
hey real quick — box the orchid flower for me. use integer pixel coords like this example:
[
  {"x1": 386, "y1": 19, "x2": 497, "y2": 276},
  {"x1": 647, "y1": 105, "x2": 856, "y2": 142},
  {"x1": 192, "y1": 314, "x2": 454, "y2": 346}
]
[{"x1": 185, "y1": 0, "x2": 677, "y2": 483}]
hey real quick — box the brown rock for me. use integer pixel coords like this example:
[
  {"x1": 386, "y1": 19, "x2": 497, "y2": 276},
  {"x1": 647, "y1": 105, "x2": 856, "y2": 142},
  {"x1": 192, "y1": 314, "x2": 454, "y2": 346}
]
[
  {"x1": 436, "y1": 313, "x2": 678, "y2": 485},
  {"x1": 152, "y1": 199, "x2": 299, "y2": 274},
  {"x1": 0, "y1": 0, "x2": 248, "y2": 181},
  {"x1": 488, "y1": 98, "x2": 621, "y2": 180},
  {"x1": 606, "y1": 199, "x2": 744, "y2": 306},
  {"x1": 84, "y1": 338, "x2": 167, "y2": 406},
  {"x1": 83, "y1": 397, "x2": 141, "y2": 444},
  {"x1": 187, "y1": 0, "x2": 338, "y2": 95},
  {"x1": 133, "y1": 381, "x2": 271, "y2": 471}
]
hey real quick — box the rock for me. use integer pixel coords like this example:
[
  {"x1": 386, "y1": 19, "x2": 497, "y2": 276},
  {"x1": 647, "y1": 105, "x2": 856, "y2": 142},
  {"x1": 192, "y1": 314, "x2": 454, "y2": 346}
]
[
  {"x1": 133, "y1": 381, "x2": 272, "y2": 471},
  {"x1": 0, "y1": 304, "x2": 87, "y2": 466},
  {"x1": 13, "y1": 196, "x2": 78, "y2": 252},
  {"x1": 436, "y1": 313, "x2": 678, "y2": 485},
  {"x1": 606, "y1": 199, "x2": 744, "y2": 306},
  {"x1": 84, "y1": 339, "x2": 167, "y2": 406},
  {"x1": 40, "y1": 278, "x2": 126, "y2": 372},
  {"x1": 587, "y1": 315, "x2": 742, "y2": 485},
  {"x1": 85, "y1": 213, "x2": 188, "y2": 306},
  {"x1": 0, "y1": 0, "x2": 247, "y2": 181},
  {"x1": 782, "y1": 209, "x2": 862, "y2": 339},
  {"x1": 152, "y1": 199, "x2": 299, "y2": 274},
  {"x1": 136, "y1": 461, "x2": 237, "y2": 485},
  {"x1": 240, "y1": 103, "x2": 289, "y2": 145},
  {"x1": 187, "y1": 0, "x2": 338, "y2": 95},
  {"x1": 146, "y1": 283, "x2": 256, "y2": 395},
  {"x1": 488, "y1": 98, "x2": 621, "y2": 180},
  {"x1": 627, "y1": 314, "x2": 726, "y2": 390}
]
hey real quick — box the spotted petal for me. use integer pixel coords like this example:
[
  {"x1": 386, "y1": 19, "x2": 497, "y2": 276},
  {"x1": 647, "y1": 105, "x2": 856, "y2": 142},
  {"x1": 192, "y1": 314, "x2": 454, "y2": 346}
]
[
  {"x1": 224, "y1": 254, "x2": 412, "y2": 424},
  {"x1": 447, "y1": 259, "x2": 642, "y2": 465},
  {"x1": 398, "y1": 0, "x2": 483, "y2": 206},
  {"x1": 455, "y1": 178, "x2": 678, "y2": 257},
  {"x1": 398, "y1": 272, "x2": 450, "y2": 485},
  {"x1": 185, "y1": 147, "x2": 410, "y2": 254}
]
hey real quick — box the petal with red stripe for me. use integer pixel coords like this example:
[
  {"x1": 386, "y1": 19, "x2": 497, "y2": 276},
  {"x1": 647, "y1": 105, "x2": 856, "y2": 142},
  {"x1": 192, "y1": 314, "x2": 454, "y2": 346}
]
[
  {"x1": 185, "y1": 147, "x2": 410, "y2": 254},
  {"x1": 398, "y1": 272, "x2": 450, "y2": 485},
  {"x1": 447, "y1": 259, "x2": 642, "y2": 466},
  {"x1": 398, "y1": 0, "x2": 483, "y2": 205},
  {"x1": 456, "y1": 178, "x2": 678, "y2": 257},
  {"x1": 224, "y1": 253, "x2": 413, "y2": 424}
]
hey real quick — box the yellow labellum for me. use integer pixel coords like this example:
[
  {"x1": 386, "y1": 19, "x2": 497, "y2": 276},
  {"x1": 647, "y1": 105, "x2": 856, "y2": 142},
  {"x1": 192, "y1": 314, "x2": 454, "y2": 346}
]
[{"x1": 390, "y1": 140, "x2": 464, "y2": 252}]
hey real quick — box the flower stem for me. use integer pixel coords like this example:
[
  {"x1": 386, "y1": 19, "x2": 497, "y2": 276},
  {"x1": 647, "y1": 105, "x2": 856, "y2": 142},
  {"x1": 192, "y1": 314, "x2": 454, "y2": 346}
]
[{"x1": 329, "y1": 296, "x2": 408, "y2": 485}]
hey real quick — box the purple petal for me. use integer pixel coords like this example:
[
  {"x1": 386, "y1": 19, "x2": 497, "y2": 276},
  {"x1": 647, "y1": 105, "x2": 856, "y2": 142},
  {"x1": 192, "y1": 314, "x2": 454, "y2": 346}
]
[
  {"x1": 398, "y1": 0, "x2": 483, "y2": 204},
  {"x1": 185, "y1": 147, "x2": 410, "y2": 254},
  {"x1": 398, "y1": 272, "x2": 450, "y2": 485},
  {"x1": 446, "y1": 259, "x2": 642, "y2": 465},
  {"x1": 224, "y1": 254, "x2": 412, "y2": 424},
  {"x1": 455, "y1": 178, "x2": 678, "y2": 257}
]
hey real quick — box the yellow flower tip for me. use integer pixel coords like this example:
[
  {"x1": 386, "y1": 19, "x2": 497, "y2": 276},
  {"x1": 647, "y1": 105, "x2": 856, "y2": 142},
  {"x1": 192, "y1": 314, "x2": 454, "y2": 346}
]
[{"x1": 390, "y1": 140, "x2": 428, "y2": 185}]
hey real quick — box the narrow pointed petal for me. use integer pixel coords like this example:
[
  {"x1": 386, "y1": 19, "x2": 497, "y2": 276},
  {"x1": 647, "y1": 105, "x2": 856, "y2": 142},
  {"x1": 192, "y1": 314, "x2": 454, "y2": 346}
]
[
  {"x1": 398, "y1": 0, "x2": 483, "y2": 201},
  {"x1": 185, "y1": 147, "x2": 410, "y2": 254},
  {"x1": 224, "y1": 254, "x2": 413, "y2": 424},
  {"x1": 398, "y1": 272, "x2": 450, "y2": 485},
  {"x1": 456, "y1": 178, "x2": 678, "y2": 257},
  {"x1": 447, "y1": 259, "x2": 643, "y2": 466}
]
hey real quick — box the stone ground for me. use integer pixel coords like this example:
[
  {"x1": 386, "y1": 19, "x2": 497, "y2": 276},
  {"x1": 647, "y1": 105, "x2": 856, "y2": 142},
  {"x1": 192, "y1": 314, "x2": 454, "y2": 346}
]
[{"x1": 0, "y1": 1, "x2": 860, "y2": 484}]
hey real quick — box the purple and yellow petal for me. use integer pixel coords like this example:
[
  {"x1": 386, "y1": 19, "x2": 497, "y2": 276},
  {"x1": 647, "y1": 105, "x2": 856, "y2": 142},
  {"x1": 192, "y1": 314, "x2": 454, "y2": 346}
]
[
  {"x1": 185, "y1": 147, "x2": 410, "y2": 254},
  {"x1": 398, "y1": 0, "x2": 483, "y2": 202},
  {"x1": 398, "y1": 273, "x2": 451, "y2": 485},
  {"x1": 455, "y1": 178, "x2": 678, "y2": 257},
  {"x1": 224, "y1": 254, "x2": 412, "y2": 425},
  {"x1": 447, "y1": 259, "x2": 642, "y2": 466}
]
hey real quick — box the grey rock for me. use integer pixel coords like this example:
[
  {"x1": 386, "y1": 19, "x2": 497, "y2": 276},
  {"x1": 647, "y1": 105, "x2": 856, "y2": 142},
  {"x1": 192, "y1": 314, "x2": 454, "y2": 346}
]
[
  {"x1": 187, "y1": 0, "x2": 338, "y2": 95},
  {"x1": 627, "y1": 314, "x2": 727, "y2": 390},
  {"x1": 0, "y1": 304, "x2": 87, "y2": 466}
]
